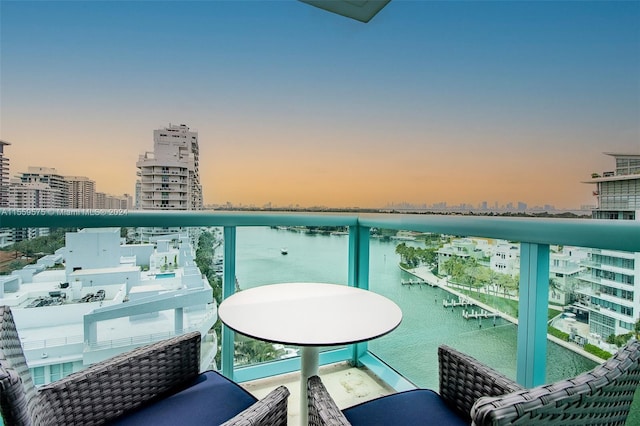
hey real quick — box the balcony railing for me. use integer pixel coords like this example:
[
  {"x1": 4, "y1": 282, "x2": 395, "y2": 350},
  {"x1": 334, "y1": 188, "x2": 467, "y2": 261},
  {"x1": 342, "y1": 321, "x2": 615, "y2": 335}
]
[{"x1": 1, "y1": 209, "x2": 639, "y2": 390}]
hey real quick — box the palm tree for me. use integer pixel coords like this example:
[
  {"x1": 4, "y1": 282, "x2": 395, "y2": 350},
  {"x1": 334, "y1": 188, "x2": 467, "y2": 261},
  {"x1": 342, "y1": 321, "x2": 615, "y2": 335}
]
[
  {"x1": 549, "y1": 278, "x2": 562, "y2": 298},
  {"x1": 395, "y1": 243, "x2": 407, "y2": 264}
]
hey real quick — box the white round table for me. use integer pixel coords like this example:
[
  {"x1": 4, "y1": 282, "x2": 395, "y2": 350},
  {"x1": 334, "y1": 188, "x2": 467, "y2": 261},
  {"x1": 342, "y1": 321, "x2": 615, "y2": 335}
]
[{"x1": 218, "y1": 282, "x2": 403, "y2": 426}]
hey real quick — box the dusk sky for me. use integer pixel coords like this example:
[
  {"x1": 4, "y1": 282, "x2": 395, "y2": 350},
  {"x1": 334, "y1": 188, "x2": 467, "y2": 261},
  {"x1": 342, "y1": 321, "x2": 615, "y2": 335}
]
[{"x1": 1, "y1": 1, "x2": 639, "y2": 209}]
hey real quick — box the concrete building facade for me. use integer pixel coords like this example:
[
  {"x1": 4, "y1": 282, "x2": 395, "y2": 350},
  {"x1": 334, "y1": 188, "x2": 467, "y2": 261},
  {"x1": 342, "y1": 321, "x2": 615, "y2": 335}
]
[
  {"x1": 0, "y1": 141, "x2": 12, "y2": 247},
  {"x1": 136, "y1": 124, "x2": 203, "y2": 241},
  {"x1": 66, "y1": 176, "x2": 96, "y2": 209},
  {"x1": 136, "y1": 123, "x2": 203, "y2": 211},
  {"x1": 576, "y1": 153, "x2": 640, "y2": 339}
]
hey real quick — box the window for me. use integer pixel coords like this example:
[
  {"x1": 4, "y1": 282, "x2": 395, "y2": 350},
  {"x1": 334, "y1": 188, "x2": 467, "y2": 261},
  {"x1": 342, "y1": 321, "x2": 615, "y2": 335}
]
[
  {"x1": 620, "y1": 320, "x2": 633, "y2": 330},
  {"x1": 50, "y1": 364, "x2": 61, "y2": 382},
  {"x1": 33, "y1": 366, "x2": 45, "y2": 385},
  {"x1": 50, "y1": 362, "x2": 74, "y2": 382},
  {"x1": 62, "y1": 362, "x2": 73, "y2": 377}
]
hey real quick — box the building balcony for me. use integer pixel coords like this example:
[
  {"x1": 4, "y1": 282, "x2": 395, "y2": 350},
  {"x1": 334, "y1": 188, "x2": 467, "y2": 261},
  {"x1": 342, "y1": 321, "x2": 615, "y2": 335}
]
[{"x1": 0, "y1": 210, "x2": 639, "y2": 424}]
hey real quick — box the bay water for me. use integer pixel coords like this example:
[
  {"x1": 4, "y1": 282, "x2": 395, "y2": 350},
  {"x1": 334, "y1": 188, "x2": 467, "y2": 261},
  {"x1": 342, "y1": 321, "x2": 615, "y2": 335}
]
[{"x1": 233, "y1": 226, "x2": 597, "y2": 390}]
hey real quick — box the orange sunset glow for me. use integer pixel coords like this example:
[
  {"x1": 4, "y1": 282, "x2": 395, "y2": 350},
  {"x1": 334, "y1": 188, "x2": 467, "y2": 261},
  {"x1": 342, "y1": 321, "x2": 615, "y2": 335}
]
[{"x1": 2, "y1": 1, "x2": 638, "y2": 210}]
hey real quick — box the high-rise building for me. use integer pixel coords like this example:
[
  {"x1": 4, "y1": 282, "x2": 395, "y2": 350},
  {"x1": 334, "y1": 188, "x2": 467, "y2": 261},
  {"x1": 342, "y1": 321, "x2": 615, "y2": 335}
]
[
  {"x1": 136, "y1": 124, "x2": 203, "y2": 241},
  {"x1": 66, "y1": 176, "x2": 96, "y2": 209},
  {"x1": 0, "y1": 141, "x2": 12, "y2": 247},
  {"x1": 0, "y1": 141, "x2": 10, "y2": 208},
  {"x1": 8, "y1": 167, "x2": 69, "y2": 242},
  {"x1": 136, "y1": 124, "x2": 202, "y2": 211},
  {"x1": 17, "y1": 167, "x2": 68, "y2": 208},
  {"x1": 576, "y1": 153, "x2": 640, "y2": 339},
  {"x1": 95, "y1": 192, "x2": 132, "y2": 210},
  {"x1": 7, "y1": 181, "x2": 54, "y2": 241}
]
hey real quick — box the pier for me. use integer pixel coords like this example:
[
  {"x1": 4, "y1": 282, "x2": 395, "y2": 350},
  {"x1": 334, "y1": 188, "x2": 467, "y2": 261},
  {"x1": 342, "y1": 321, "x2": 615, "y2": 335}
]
[
  {"x1": 401, "y1": 279, "x2": 436, "y2": 287},
  {"x1": 462, "y1": 309, "x2": 501, "y2": 320},
  {"x1": 442, "y1": 297, "x2": 472, "y2": 308}
]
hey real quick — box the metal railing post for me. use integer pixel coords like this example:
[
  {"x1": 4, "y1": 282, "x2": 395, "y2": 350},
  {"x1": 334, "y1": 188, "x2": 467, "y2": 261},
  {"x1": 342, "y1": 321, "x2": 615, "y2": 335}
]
[
  {"x1": 517, "y1": 242, "x2": 549, "y2": 387},
  {"x1": 350, "y1": 224, "x2": 370, "y2": 365},
  {"x1": 221, "y1": 226, "x2": 236, "y2": 378}
]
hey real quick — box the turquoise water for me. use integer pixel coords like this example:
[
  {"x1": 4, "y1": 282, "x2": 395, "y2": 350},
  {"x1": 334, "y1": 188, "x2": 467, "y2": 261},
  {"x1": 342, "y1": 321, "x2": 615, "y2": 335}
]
[{"x1": 234, "y1": 227, "x2": 597, "y2": 389}]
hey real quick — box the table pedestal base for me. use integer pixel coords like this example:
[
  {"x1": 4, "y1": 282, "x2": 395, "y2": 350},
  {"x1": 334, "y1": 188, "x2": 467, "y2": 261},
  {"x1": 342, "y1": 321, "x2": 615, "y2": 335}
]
[{"x1": 300, "y1": 346, "x2": 319, "y2": 426}]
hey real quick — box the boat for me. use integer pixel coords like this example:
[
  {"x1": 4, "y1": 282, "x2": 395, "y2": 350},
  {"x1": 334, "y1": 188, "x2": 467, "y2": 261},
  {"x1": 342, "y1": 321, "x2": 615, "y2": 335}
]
[{"x1": 281, "y1": 248, "x2": 288, "y2": 255}]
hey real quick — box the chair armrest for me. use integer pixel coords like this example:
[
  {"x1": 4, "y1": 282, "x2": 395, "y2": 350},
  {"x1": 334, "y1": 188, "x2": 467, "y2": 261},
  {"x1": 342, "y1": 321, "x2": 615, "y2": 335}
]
[
  {"x1": 471, "y1": 340, "x2": 640, "y2": 426},
  {"x1": 36, "y1": 331, "x2": 201, "y2": 425},
  {"x1": 307, "y1": 375, "x2": 351, "y2": 426},
  {"x1": 438, "y1": 345, "x2": 523, "y2": 422},
  {"x1": 221, "y1": 385, "x2": 290, "y2": 426}
]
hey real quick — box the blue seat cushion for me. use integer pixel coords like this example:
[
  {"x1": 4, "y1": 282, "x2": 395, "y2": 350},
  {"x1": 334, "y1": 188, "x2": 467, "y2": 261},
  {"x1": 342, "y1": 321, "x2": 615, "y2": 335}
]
[
  {"x1": 111, "y1": 371, "x2": 258, "y2": 425},
  {"x1": 343, "y1": 389, "x2": 467, "y2": 426}
]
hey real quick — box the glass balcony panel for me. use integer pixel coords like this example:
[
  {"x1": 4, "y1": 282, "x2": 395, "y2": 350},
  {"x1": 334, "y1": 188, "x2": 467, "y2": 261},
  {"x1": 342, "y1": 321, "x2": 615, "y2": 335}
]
[
  {"x1": 368, "y1": 234, "x2": 600, "y2": 388},
  {"x1": 4, "y1": 225, "x2": 218, "y2": 386},
  {"x1": 231, "y1": 225, "x2": 350, "y2": 369}
]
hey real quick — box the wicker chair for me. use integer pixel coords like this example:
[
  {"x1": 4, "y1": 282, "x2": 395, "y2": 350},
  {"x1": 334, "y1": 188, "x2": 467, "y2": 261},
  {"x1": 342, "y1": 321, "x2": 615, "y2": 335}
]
[
  {"x1": 0, "y1": 305, "x2": 289, "y2": 426},
  {"x1": 308, "y1": 341, "x2": 640, "y2": 425}
]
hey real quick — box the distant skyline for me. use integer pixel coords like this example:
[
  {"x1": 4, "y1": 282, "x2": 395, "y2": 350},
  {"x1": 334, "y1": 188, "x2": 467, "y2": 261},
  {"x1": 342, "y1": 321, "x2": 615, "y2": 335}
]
[{"x1": 1, "y1": 1, "x2": 638, "y2": 209}]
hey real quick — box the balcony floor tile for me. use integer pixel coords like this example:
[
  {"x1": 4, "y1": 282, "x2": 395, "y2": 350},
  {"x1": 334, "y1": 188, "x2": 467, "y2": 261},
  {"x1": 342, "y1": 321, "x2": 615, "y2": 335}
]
[{"x1": 240, "y1": 362, "x2": 395, "y2": 425}]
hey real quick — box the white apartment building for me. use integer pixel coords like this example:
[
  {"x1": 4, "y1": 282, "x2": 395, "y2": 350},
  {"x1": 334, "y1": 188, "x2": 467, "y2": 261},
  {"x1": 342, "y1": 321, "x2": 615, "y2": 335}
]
[
  {"x1": 549, "y1": 248, "x2": 585, "y2": 306},
  {"x1": 66, "y1": 176, "x2": 96, "y2": 209},
  {"x1": 0, "y1": 140, "x2": 12, "y2": 247},
  {"x1": 17, "y1": 167, "x2": 69, "y2": 208},
  {"x1": 490, "y1": 242, "x2": 520, "y2": 277},
  {"x1": 95, "y1": 192, "x2": 132, "y2": 210},
  {"x1": 0, "y1": 140, "x2": 10, "y2": 208},
  {"x1": 437, "y1": 238, "x2": 486, "y2": 274},
  {"x1": 136, "y1": 123, "x2": 203, "y2": 211},
  {"x1": 9, "y1": 167, "x2": 69, "y2": 242},
  {"x1": 576, "y1": 153, "x2": 640, "y2": 339},
  {"x1": 7, "y1": 180, "x2": 57, "y2": 241},
  {"x1": 136, "y1": 124, "x2": 203, "y2": 241}
]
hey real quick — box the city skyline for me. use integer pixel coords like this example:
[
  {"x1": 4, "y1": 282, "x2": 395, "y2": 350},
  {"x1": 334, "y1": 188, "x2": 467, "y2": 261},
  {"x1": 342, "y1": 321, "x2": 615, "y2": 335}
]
[{"x1": 1, "y1": 1, "x2": 639, "y2": 209}]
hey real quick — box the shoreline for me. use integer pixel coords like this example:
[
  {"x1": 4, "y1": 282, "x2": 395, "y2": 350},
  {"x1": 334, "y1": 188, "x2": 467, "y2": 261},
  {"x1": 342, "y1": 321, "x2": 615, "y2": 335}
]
[{"x1": 401, "y1": 265, "x2": 606, "y2": 364}]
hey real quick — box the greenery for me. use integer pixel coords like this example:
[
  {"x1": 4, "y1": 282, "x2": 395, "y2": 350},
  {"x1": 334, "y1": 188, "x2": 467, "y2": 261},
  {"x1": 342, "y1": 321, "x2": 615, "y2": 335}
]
[
  {"x1": 547, "y1": 326, "x2": 569, "y2": 341},
  {"x1": 305, "y1": 225, "x2": 347, "y2": 234},
  {"x1": 1, "y1": 229, "x2": 71, "y2": 274},
  {"x1": 583, "y1": 343, "x2": 612, "y2": 360},
  {"x1": 607, "y1": 318, "x2": 640, "y2": 347},
  {"x1": 234, "y1": 337, "x2": 284, "y2": 365},
  {"x1": 606, "y1": 332, "x2": 634, "y2": 348},
  {"x1": 442, "y1": 256, "x2": 520, "y2": 299},
  {"x1": 371, "y1": 228, "x2": 399, "y2": 241},
  {"x1": 194, "y1": 230, "x2": 222, "y2": 303},
  {"x1": 2, "y1": 228, "x2": 68, "y2": 255},
  {"x1": 395, "y1": 242, "x2": 438, "y2": 268}
]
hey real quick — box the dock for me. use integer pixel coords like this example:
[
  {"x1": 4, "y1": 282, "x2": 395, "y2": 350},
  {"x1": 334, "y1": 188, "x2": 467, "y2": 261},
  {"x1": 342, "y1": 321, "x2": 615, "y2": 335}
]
[
  {"x1": 442, "y1": 297, "x2": 472, "y2": 308},
  {"x1": 401, "y1": 279, "x2": 436, "y2": 287},
  {"x1": 462, "y1": 309, "x2": 501, "y2": 320}
]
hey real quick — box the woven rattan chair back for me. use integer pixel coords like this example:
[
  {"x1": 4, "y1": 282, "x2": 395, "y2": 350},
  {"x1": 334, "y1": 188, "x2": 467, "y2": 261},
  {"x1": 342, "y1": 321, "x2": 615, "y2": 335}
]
[
  {"x1": 472, "y1": 339, "x2": 640, "y2": 425},
  {"x1": 0, "y1": 305, "x2": 40, "y2": 426}
]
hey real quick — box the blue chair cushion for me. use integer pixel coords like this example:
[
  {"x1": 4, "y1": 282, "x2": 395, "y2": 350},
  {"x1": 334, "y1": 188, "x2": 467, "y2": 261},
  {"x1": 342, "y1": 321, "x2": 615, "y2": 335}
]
[
  {"x1": 343, "y1": 389, "x2": 467, "y2": 426},
  {"x1": 111, "y1": 371, "x2": 258, "y2": 425}
]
